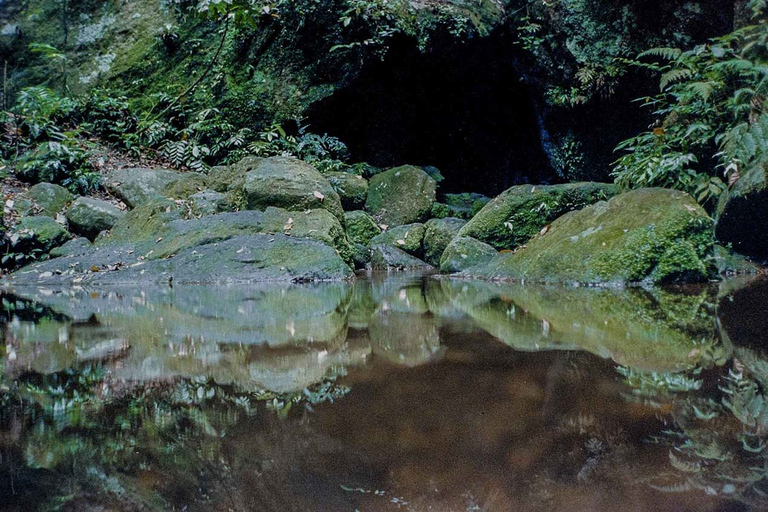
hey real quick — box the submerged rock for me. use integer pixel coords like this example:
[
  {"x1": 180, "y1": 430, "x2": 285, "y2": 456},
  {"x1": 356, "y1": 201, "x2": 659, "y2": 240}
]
[
  {"x1": 104, "y1": 167, "x2": 182, "y2": 208},
  {"x1": 715, "y1": 164, "x2": 768, "y2": 259},
  {"x1": 465, "y1": 188, "x2": 717, "y2": 285},
  {"x1": 365, "y1": 165, "x2": 437, "y2": 226},
  {"x1": 439, "y1": 236, "x2": 498, "y2": 273},
  {"x1": 66, "y1": 197, "x2": 126, "y2": 240},
  {"x1": 243, "y1": 156, "x2": 343, "y2": 221},
  {"x1": 423, "y1": 217, "x2": 466, "y2": 266},
  {"x1": 369, "y1": 223, "x2": 426, "y2": 257},
  {"x1": 458, "y1": 182, "x2": 616, "y2": 250},
  {"x1": 325, "y1": 171, "x2": 369, "y2": 210}
]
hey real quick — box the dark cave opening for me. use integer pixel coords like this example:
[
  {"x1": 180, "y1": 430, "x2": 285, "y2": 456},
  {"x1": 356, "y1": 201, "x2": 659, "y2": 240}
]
[{"x1": 306, "y1": 32, "x2": 556, "y2": 196}]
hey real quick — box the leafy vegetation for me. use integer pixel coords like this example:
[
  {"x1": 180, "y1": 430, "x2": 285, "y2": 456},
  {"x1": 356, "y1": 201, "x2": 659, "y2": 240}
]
[{"x1": 612, "y1": 7, "x2": 768, "y2": 207}]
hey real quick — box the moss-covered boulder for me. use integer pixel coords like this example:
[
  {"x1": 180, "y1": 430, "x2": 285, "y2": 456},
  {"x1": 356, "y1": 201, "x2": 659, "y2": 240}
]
[
  {"x1": 188, "y1": 190, "x2": 234, "y2": 216},
  {"x1": 439, "y1": 236, "x2": 498, "y2": 273},
  {"x1": 344, "y1": 210, "x2": 381, "y2": 245},
  {"x1": 104, "y1": 168, "x2": 182, "y2": 208},
  {"x1": 326, "y1": 172, "x2": 369, "y2": 210},
  {"x1": 243, "y1": 156, "x2": 343, "y2": 221},
  {"x1": 163, "y1": 173, "x2": 208, "y2": 200},
  {"x1": 22, "y1": 183, "x2": 73, "y2": 217},
  {"x1": 442, "y1": 193, "x2": 491, "y2": 220},
  {"x1": 458, "y1": 182, "x2": 617, "y2": 250},
  {"x1": 365, "y1": 165, "x2": 437, "y2": 227},
  {"x1": 715, "y1": 164, "x2": 768, "y2": 259},
  {"x1": 369, "y1": 223, "x2": 426, "y2": 257},
  {"x1": 370, "y1": 245, "x2": 434, "y2": 271},
  {"x1": 466, "y1": 188, "x2": 717, "y2": 285},
  {"x1": 66, "y1": 197, "x2": 126, "y2": 240},
  {"x1": 423, "y1": 217, "x2": 466, "y2": 266},
  {"x1": 11, "y1": 216, "x2": 69, "y2": 254}
]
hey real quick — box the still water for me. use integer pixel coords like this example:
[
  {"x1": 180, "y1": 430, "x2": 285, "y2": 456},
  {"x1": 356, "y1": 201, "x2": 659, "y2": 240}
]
[{"x1": 0, "y1": 273, "x2": 767, "y2": 511}]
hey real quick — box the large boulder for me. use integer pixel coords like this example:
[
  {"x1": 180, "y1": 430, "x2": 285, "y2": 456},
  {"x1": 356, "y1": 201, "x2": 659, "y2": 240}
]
[
  {"x1": 365, "y1": 165, "x2": 437, "y2": 227},
  {"x1": 458, "y1": 182, "x2": 617, "y2": 250},
  {"x1": 66, "y1": 197, "x2": 126, "y2": 240},
  {"x1": 325, "y1": 172, "x2": 369, "y2": 210},
  {"x1": 465, "y1": 188, "x2": 717, "y2": 285},
  {"x1": 439, "y1": 236, "x2": 498, "y2": 273},
  {"x1": 10, "y1": 216, "x2": 69, "y2": 254},
  {"x1": 104, "y1": 167, "x2": 182, "y2": 208},
  {"x1": 370, "y1": 245, "x2": 434, "y2": 271},
  {"x1": 243, "y1": 156, "x2": 343, "y2": 221},
  {"x1": 188, "y1": 190, "x2": 234, "y2": 216},
  {"x1": 21, "y1": 183, "x2": 73, "y2": 217},
  {"x1": 369, "y1": 223, "x2": 426, "y2": 257},
  {"x1": 715, "y1": 164, "x2": 768, "y2": 259},
  {"x1": 423, "y1": 217, "x2": 466, "y2": 266}
]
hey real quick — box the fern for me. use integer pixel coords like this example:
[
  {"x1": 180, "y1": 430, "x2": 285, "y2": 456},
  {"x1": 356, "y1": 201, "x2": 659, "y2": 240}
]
[
  {"x1": 660, "y1": 68, "x2": 694, "y2": 91},
  {"x1": 638, "y1": 47, "x2": 683, "y2": 61}
]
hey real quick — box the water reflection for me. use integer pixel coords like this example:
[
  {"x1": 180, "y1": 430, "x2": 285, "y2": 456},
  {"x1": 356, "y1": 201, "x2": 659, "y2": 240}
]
[{"x1": 0, "y1": 274, "x2": 764, "y2": 511}]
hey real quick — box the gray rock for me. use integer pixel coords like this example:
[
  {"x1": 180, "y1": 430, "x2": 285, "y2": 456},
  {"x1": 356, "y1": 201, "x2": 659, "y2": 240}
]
[
  {"x1": 104, "y1": 167, "x2": 181, "y2": 208},
  {"x1": 423, "y1": 217, "x2": 466, "y2": 266},
  {"x1": 23, "y1": 183, "x2": 74, "y2": 216},
  {"x1": 11, "y1": 216, "x2": 69, "y2": 254},
  {"x1": 365, "y1": 165, "x2": 437, "y2": 226},
  {"x1": 370, "y1": 244, "x2": 434, "y2": 271},
  {"x1": 439, "y1": 236, "x2": 498, "y2": 273},
  {"x1": 66, "y1": 197, "x2": 126, "y2": 240},
  {"x1": 325, "y1": 171, "x2": 369, "y2": 210},
  {"x1": 369, "y1": 223, "x2": 426, "y2": 257},
  {"x1": 188, "y1": 190, "x2": 233, "y2": 216}
]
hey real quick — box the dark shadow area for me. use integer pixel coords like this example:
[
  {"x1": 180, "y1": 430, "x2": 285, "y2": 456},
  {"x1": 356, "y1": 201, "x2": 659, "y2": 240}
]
[{"x1": 307, "y1": 32, "x2": 556, "y2": 196}]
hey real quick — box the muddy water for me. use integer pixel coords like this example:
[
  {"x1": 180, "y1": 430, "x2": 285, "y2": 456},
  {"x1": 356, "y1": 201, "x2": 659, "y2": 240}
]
[{"x1": 0, "y1": 273, "x2": 766, "y2": 511}]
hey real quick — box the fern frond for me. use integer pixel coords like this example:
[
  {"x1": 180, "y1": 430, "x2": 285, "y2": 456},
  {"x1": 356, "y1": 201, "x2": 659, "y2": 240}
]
[
  {"x1": 660, "y1": 68, "x2": 694, "y2": 90},
  {"x1": 639, "y1": 47, "x2": 682, "y2": 61}
]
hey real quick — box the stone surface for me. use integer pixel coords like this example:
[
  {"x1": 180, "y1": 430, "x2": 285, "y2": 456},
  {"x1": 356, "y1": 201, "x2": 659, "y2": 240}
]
[
  {"x1": 344, "y1": 210, "x2": 381, "y2": 245},
  {"x1": 104, "y1": 167, "x2": 182, "y2": 208},
  {"x1": 423, "y1": 217, "x2": 466, "y2": 266},
  {"x1": 365, "y1": 165, "x2": 437, "y2": 226},
  {"x1": 442, "y1": 193, "x2": 491, "y2": 219},
  {"x1": 458, "y1": 182, "x2": 617, "y2": 250},
  {"x1": 23, "y1": 183, "x2": 73, "y2": 216},
  {"x1": 243, "y1": 156, "x2": 343, "y2": 221},
  {"x1": 715, "y1": 164, "x2": 768, "y2": 259},
  {"x1": 439, "y1": 236, "x2": 498, "y2": 273},
  {"x1": 66, "y1": 197, "x2": 126, "y2": 240},
  {"x1": 188, "y1": 190, "x2": 233, "y2": 216},
  {"x1": 12, "y1": 216, "x2": 69, "y2": 254},
  {"x1": 464, "y1": 188, "x2": 717, "y2": 285},
  {"x1": 369, "y1": 223, "x2": 426, "y2": 257},
  {"x1": 325, "y1": 172, "x2": 369, "y2": 210},
  {"x1": 369, "y1": 245, "x2": 434, "y2": 271}
]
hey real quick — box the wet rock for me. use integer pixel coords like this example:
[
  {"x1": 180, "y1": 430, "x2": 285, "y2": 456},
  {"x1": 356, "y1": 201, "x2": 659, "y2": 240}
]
[
  {"x1": 188, "y1": 190, "x2": 233, "y2": 216},
  {"x1": 713, "y1": 245, "x2": 762, "y2": 276},
  {"x1": 423, "y1": 217, "x2": 466, "y2": 266},
  {"x1": 243, "y1": 156, "x2": 343, "y2": 221},
  {"x1": 458, "y1": 182, "x2": 617, "y2": 250},
  {"x1": 325, "y1": 171, "x2": 369, "y2": 210},
  {"x1": 344, "y1": 210, "x2": 381, "y2": 245},
  {"x1": 465, "y1": 188, "x2": 717, "y2": 285},
  {"x1": 22, "y1": 183, "x2": 73, "y2": 216},
  {"x1": 369, "y1": 223, "x2": 426, "y2": 257},
  {"x1": 439, "y1": 236, "x2": 498, "y2": 273},
  {"x1": 365, "y1": 165, "x2": 436, "y2": 226},
  {"x1": 49, "y1": 237, "x2": 93, "y2": 258},
  {"x1": 11, "y1": 216, "x2": 69, "y2": 254},
  {"x1": 370, "y1": 245, "x2": 434, "y2": 271},
  {"x1": 66, "y1": 197, "x2": 126, "y2": 240},
  {"x1": 442, "y1": 193, "x2": 491, "y2": 219},
  {"x1": 715, "y1": 164, "x2": 768, "y2": 259},
  {"x1": 104, "y1": 167, "x2": 182, "y2": 208}
]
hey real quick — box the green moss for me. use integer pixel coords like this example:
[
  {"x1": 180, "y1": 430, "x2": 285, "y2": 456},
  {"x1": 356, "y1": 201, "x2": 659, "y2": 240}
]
[
  {"x1": 365, "y1": 165, "x2": 436, "y2": 226},
  {"x1": 369, "y1": 223, "x2": 426, "y2": 257},
  {"x1": 423, "y1": 217, "x2": 465, "y2": 266},
  {"x1": 344, "y1": 210, "x2": 381, "y2": 245}
]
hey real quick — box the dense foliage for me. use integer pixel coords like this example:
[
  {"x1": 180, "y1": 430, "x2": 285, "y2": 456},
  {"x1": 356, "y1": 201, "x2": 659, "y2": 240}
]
[{"x1": 613, "y1": 5, "x2": 768, "y2": 208}]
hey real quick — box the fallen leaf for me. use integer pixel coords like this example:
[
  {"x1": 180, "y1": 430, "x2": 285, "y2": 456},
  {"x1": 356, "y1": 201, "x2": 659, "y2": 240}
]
[
  {"x1": 395, "y1": 239, "x2": 406, "y2": 246},
  {"x1": 90, "y1": 265, "x2": 100, "y2": 272},
  {"x1": 313, "y1": 191, "x2": 325, "y2": 201},
  {"x1": 539, "y1": 225, "x2": 550, "y2": 236}
]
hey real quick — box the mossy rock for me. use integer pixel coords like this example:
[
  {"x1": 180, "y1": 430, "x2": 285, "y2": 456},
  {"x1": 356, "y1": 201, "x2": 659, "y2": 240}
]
[
  {"x1": 369, "y1": 223, "x2": 426, "y2": 257},
  {"x1": 370, "y1": 245, "x2": 434, "y2": 271},
  {"x1": 12, "y1": 216, "x2": 69, "y2": 254},
  {"x1": 715, "y1": 163, "x2": 768, "y2": 259},
  {"x1": 713, "y1": 245, "x2": 762, "y2": 276},
  {"x1": 23, "y1": 183, "x2": 73, "y2": 217},
  {"x1": 344, "y1": 210, "x2": 381, "y2": 245},
  {"x1": 243, "y1": 156, "x2": 343, "y2": 221},
  {"x1": 465, "y1": 188, "x2": 718, "y2": 285},
  {"x1": 423, "y1": 217, "x2": 466, "y2": 266},
  {"x1": 442, "y1": 193, "x2": 491, "y2": 220},
  {"x1": 439, "y1": 236, "x2": 498, "y2": 273},
  {"x1": 66, "y1": 198, "x2": 126, "y2": 240},
  {"x1": 188, "y1": 190, "x2": 234, "y2": 216},
  {"x1": 325, "y1": 172, "x2": 369, "y2": 210},
  {"x1": 104, "y1": 168, "x2": 182, "y2": 208},
  {"x1": 163, "y1": 173, "x2": 208, "y2": 200},
  {"x1": 458, "y1": 182, "x2": 617, "y2": 250},
  {"x1": 365, "y1": 165, "x2": 437, "y2": 227},
  {"x1": 207, "y1": 159, "x2": 261, "y2": 193}
]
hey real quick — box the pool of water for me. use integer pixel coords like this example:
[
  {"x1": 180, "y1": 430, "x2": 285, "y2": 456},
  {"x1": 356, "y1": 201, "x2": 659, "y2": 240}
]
[{"x1": 1, "y1": 273, "x2": 767, "y2": 511}]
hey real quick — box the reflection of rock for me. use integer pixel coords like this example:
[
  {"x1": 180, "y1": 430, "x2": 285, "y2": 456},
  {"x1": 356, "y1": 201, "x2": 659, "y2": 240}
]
[
  {"x1": 439, "y1": 279, "x2": 724, "y2": 372},
  {"x1": 718, "y1": 276, "x2": 768, "y2": 350},
  {"x1": 369, "y1": 311, "x2": 441, "y2": 366}
]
